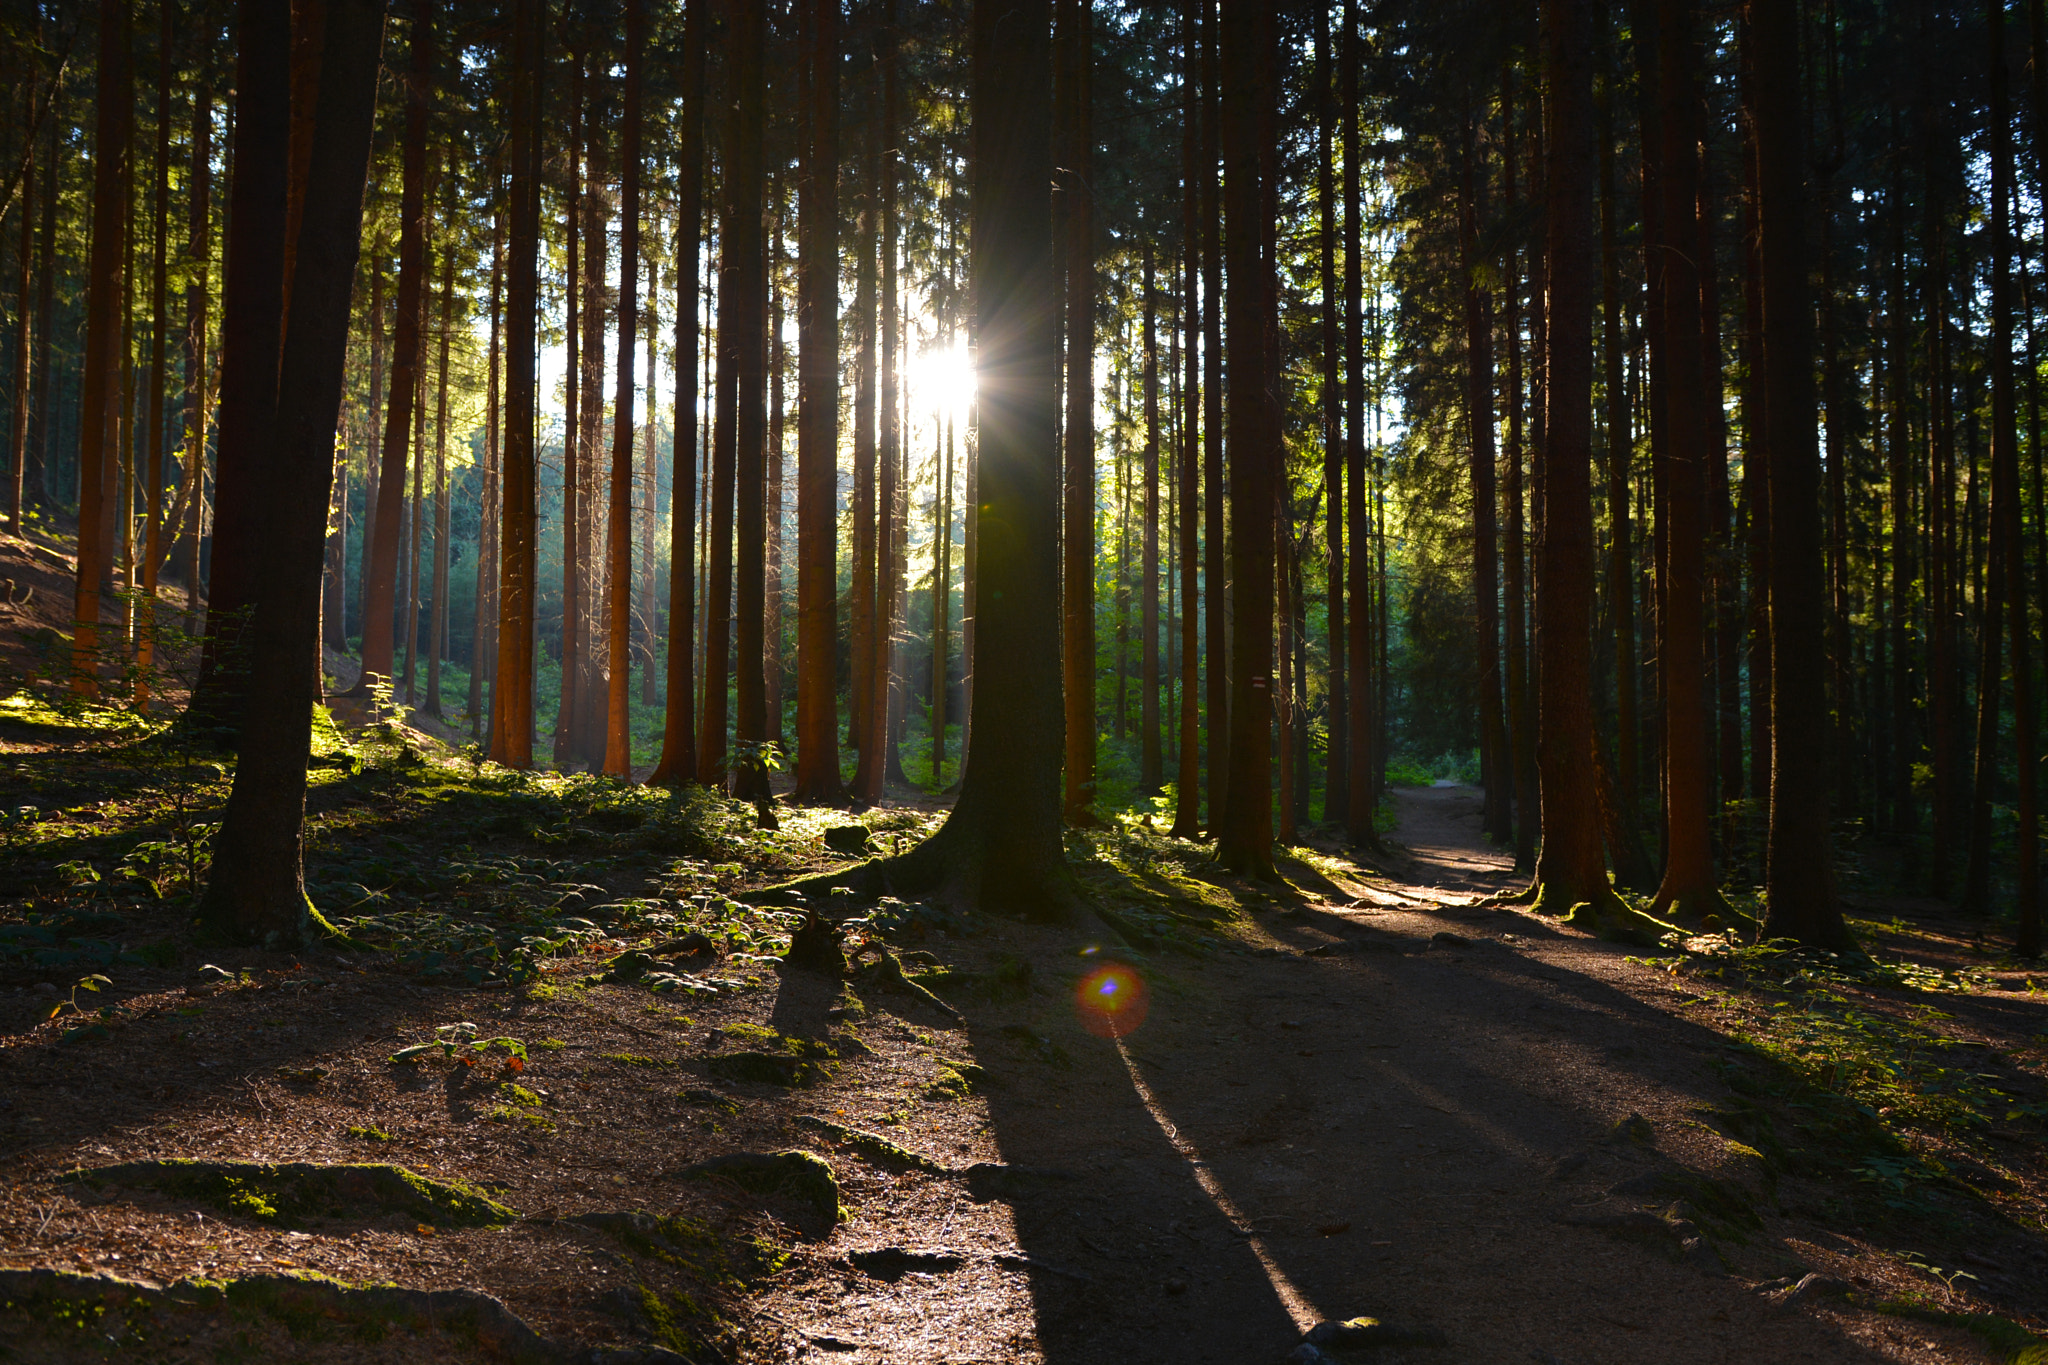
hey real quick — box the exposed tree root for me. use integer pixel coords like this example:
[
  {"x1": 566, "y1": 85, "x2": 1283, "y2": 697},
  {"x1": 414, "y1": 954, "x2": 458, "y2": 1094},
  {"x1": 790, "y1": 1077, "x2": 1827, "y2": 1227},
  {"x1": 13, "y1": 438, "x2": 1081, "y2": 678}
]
[
  {"x1": 1532, "y1": 881, "x2": 1677, "y2": 944},
  {"x1": 1651, "y1": 884, "x2": 1743, "y2": 932},
  {"x1": 764, "y1": 820, "x2": 1084, "y2": 925}
]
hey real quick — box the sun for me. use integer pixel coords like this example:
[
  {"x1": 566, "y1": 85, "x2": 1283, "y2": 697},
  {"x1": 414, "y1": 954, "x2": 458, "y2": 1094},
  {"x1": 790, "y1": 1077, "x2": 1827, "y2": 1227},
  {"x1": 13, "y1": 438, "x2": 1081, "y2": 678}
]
[{"x1": 904, "y1": 339, "x2": 976, "y2": 429}]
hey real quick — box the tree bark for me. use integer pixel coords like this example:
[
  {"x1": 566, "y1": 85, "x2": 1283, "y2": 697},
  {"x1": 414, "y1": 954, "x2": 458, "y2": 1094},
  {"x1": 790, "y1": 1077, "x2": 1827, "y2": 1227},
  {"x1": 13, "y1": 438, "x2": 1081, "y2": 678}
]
[
  {"x1": 1215, "y1": 0, "x2": 1275, "y2": 880},
  {"x1": 8, "y1": 107, "x2": 31, "y2": 534},
  {"x1": 649, "y1": 0, "x2": 706, "y2": 786},
  {"x1": 1169, "y1": 0, "x2": 1203, "y2": 840},
  {"x1": 72, "y1": 0, "x2": 134, "y2": 698},
  {"x1": 603, "y1": 0, "x2": 644, "y2": 778},
  {"x1": 473, "y1": 205, "x2": 501, "y2": 736},
  {"x1": 1201, "y1": 0, "x2": 1227, "y2": 832},
  {"x1": 136, "y1": 1, "x2": 171, "y2": 700},
  {"x1": 1748, "y1": 0, "x2": 1854, "y2": 951},
  {"x1": 730, "y1": 0, "x2": 769, "y2": 799},
  {"x1": 791, "y1": 0, "x2": 840, "y2": 800},
  {"x1": 1141, "y1": 241, "x2": 1162, "y2": 795},
  {"x1": 424, "y1": 251, "x2": 451, "y2": 717},
  {"x1": 1342, "y1": 0, "x2": 1376, "y2": 847},
  {"x1": 1060, "y1": 0, "x2": 1098, "y2": 822},
  {"x1": 357, "y1": 0, "x2": 427, "y2": 697},
  {"x1": 1530, "y1": 0, "x2": 1645, "y2": 932},
  {"x1": 1317, "y1": 9, "x2": 1345, "y2": 829},
  {"x1": 1460, "y1": 114, "x2": 1511, "y2": 848},
  {"x1": 196, "y1": 0, "x2": 383, "y2": 943}
]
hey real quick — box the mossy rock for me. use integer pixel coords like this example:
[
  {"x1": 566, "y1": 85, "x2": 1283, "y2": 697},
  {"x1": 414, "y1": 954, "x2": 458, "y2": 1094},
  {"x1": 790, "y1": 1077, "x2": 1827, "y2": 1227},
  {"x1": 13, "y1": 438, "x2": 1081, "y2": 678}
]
[
  {"x1": 675, "y1": 1150, "x2": 845, "y2": 1224},
  {"x1": 795, "y1": 1115, "x2": 951, "y2": 1174},
  {"x1": 0, "y1": 1267, "x2": 561, "y2": 1363},
  {"x1": 924, "y1": 1061, "x2": 987, "y2": 1100},
  {"x1": 60, "y1": 1160, "x2": 517, "y2": 1229},
  {"x1": 707, "y1": 1050, "x2": 831, "y2": 1088}
]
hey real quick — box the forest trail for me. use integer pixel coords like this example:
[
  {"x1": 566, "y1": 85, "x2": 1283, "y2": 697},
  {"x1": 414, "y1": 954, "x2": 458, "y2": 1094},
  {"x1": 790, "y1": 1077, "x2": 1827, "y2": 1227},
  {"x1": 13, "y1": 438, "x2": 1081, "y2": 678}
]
[{"x1": 749, "y1": 793, "x2": 2001, "y2": 1365}]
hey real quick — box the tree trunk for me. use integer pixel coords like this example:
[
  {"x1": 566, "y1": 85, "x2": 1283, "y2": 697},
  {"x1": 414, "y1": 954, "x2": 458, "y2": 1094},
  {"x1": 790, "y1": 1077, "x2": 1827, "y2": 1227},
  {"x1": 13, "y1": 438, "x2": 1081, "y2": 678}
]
[
  {"x1": 1169, "y1": 0, "x2": 1203, "y2": 840},
  {"x1": 196, "y1": 0, "x2": 382, "y2": 943},
  {"x1": 1647, "y1": 0, "x2": 1728, "y2": 923},
  {"x1": 555, "y1": 56, "x2": 584, "y2": 764},
  {"x1": 699, "y1": 47, "x2": 739, "y2": 789},
  {"x1": 1460, "y1": 115, "x2": 1511, "y2": 847},
  {"x1": 1530, "y1": 0, "x2": 1644, "y2": 932},
  {"x1": 649, "y1": 0, "x2": 705, "y2": 786},
  {"x1": 403, "y1": 315, "x2": 424, "y2": 704},
  {"x1": 425, "y1": 252, "x2": 451, "y2": 717},
  {"x1": 1141, "y1": 242, "x2": 1163, "y2": 795},
  {"x1": 1504, "y1": 72, "x2": 1538, "y2": 869},
  {"x1": 31, "y1": 117, "x2": 57, "y2": 528},
  {"x1": 791, "y1": 0, "x2": 840, "y2": 800},
  {"x1": 1060, "y1": 0, "x2": 1098, "y2": 823},
  {"x1": 72, "y1": 0, "x2": 134, "y2": 697},
  {"x1": 473, "y1": 206, "x2": 501, "y2": 736},
  {"x1": 174, "y1": 83, "x2": 210, "y2": 616},
  {"x1": 1201, "y1": 0, "x2": 1227, "y2": 832},
  {"x1": 1748, "y1": 0, "x2": 1854, "y2": 951},
  {"x1": 603, "y1": 0, "x2": 644, "y2": 778},
  {"x1": 8, "y1": 108, "x2": 31, "y2": 534},
  {"x1": 357, "y1": 0, "x2": 427, "y2": 697},
  {"x1": 1215, "y1": 0, "x2": 1275, "y2": 880},
  {"x1": 849, "y1": 69, "x2": 879, "y2": 793},
  {"x1": 136, "y1": 2, "x2": 170, "y2": 699},
  {"x1": 1317, "y1": 10, "x2": 1345, "y2": 830},
  {"x1": 730, "y1": 0, "x2": 769, "y2": 798},
  {"x1": 796, "y1": 0, "x2": 1068, "y2": 917},
  {"x1": 575, "y1": 78, "x2": 609, "y2": 768},
  {"x1": 871, "y1": 1, "x2": 905, "y2": 797},
  {"x1": 1342, "y1": 0, "x2": 1376, "y2": 847}
]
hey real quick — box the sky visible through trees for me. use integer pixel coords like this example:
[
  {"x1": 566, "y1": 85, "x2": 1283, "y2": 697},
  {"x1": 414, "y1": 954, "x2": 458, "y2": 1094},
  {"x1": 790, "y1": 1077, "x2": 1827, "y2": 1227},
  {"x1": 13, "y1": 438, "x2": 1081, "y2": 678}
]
[{"x1": 1, "y1": 0, "x2": 2043, "y2": 960}]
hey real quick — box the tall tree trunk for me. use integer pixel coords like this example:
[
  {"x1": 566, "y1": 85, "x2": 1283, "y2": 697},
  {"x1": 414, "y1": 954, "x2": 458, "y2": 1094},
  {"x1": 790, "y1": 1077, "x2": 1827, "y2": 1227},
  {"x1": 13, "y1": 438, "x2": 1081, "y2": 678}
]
[
  {"x1": 849, "y1": 64, "x2": 880, "y2": 794},
  {"x1": 803, "y1": 0, "x2": 1068, "y2": 916},
  {"x1": 1215, "y1": 0, "x2": 1275, "y2": 879},
  {"x1": 1201, "y1": 0, "x2": 1227, "y2": 831},
  {"x1": 1503, "y1": 73, "x2": 1537, "y2": 868},
  {"x1": 404, "y1": 301, "x2": 425, "y2": 705},
  {"x1": 1342, "y1": 0, "x2": 1376, "y2": 847},
  {"x1": 730, "y1": 0, "x2": 769, "y2": 799},
  {"x1": 473, "y1": 205, "x2": 501, "y2": 736},
  {"x1": 489, "y1": 0, "x2": 538, "y2": 768},
  {"x1": 1461, "y1": 115, "x2": 1512, "y2": 846},
  {"x1": 358, "y1": 0, "x2": 427, "y2": 697},
  {"x1": 356, "y1": 254, "x2": 382, "y2": 639},
  {"x1": 576, "y1": 75, "x2": 609, "y2": 767},
  {"x1": 136, "y1": 1, "x2": 170, "y2": 700},
  {"x1": 1317, "y1": 10, "x2": 1345, "y2": 829},
  {"x1": 555, "y1": 55, "x2": 584, "y2": 764},
  {"x1": 1531, "y1": 0, "x2": 1643, "y2": 931},
  {"x1": 425, "y1": 252, "x2": 451, "y2": 716},
  {"x1": 7, "y1": 121, "x2": 28, "y2": 534},
  {"x1": 700, "y1": 48, "x2": 740, "y2": 788},
  {"x1": 1991, "y1": 0, "x2": 2038, "y2": 954},
  {"x1": 764, "y1": 204, "x2": 784, "y2": 734},
  {"x1": 196, "y1": 0, "x2": 382, "y2": 943},
  {"x1": 650, "y1": 0, "x2": 705, "y2": 785},
  {"x1": 175, "y1": 82, "x2": 210, "y2": 615},
  {"x1": 1060, "y1": 0, "x2": 1098, "y2": 822},
  {"x1": 791, "y1": 0, "x2": 839, "y2": 800},
  {"x1": 72, "y1": 0, "x2": 134, "y2": 697},
  {"x1": 1141, "y1": 242, "x2": 1163, "y2": 795},
  {"x1": 1749, "y1": 0, "x2": 1854, "y2": 951},
  {"x1": 1648, "y1": 0, "x2": 1728, "y2": 923},
  {"x1": 1597, "y1": 30, "x2": 1638, "y2": 832},
  {"x1": 30, "y1": 116, "x2": 57, "y2": 526},
  {"x1": 1170, "y1": 0, "x2": 1203, "y2": 840},
  {"x1": 604, "y1": 0, "x2": 644, "y2": 777}
]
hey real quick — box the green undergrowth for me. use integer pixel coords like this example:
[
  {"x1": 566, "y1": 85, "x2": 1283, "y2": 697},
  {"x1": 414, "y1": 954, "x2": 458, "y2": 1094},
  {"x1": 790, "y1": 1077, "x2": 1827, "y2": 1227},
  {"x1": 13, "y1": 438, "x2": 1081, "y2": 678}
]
[{"x1": 1635, "y1": 935, "x2": 2048, "y2": 1219}]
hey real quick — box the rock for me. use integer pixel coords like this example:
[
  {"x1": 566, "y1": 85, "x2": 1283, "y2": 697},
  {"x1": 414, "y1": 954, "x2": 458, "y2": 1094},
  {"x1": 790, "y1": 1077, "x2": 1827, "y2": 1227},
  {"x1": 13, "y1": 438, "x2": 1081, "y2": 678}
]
[
  {"x1": 1604, "y1": 1113, "x2": 1657, "y2": 1150},
  {"x1": 1305, "y1": 1316, "x2": 1449, "y2": 1350},
  {"x1": 783, "y1": 912, "x2": 848, "y2": 978},
  {"x1": 795, "y1": 1115, "x2": 951, "y2": 1174},
  {"x1": 847, "y1": 1247, "x2": 964, "y2": 1280},
  {"x1": 674, "y1": 1150, "x2": 845, "y2": 1223},
  {"x1": 1430, "y1": 931, "x2": 1472, "y2": 947},
  {"x1": 823, "y1": 824, "x2": 876, "y2": 857},
  {"x1": 648, "y1": 931, "x2": 721, "y2": 960},
  {"x1": 58, "y1": 1160, "x2": 517, "y2": 1229}
]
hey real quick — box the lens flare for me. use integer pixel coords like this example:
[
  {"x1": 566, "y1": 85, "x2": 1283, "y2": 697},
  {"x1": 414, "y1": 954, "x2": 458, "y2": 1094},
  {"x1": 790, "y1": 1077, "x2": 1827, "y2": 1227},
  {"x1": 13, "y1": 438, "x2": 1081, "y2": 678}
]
[{"x1": 1074, "y1": 961, "x2": 1149, "y2": 1039}]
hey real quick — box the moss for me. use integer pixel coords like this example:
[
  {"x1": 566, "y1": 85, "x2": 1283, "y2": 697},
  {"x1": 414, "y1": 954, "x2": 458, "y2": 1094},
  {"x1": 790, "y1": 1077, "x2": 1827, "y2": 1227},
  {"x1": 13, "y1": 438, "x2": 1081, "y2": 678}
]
[
  {"x1": 677, "y1": 1150, "x2": 845, "y2": 1223},
  {"x1": 925, "y1": 1061, "x2": 986, "y2": 1100},
  {"x1": 497, "y1": 1083, "x2": 543, "y2": 1107},
  {"x1": 344, "y1": 1124, "x2": 393, "y2": 1142},
  {"x1": 600, "y1": 1052, "x2": 676, "y2": 1068},
  {"x1": 794, "y1": 1115, "x2": 951, "y2": 1174},
  {"x1": 721, "y1": 1022, "x2": 838, "y2": 1059},
  {"x1": 62, "y1": 1160, "x2": 518, "y2": 1229},
  {"x1": 707, "y1": 1050, "x2": 831, "y2": 1087}
]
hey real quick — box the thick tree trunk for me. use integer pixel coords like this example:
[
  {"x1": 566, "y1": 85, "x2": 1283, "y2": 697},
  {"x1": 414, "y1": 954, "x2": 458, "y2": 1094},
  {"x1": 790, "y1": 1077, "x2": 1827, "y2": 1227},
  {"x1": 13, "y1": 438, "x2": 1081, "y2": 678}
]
[
  {"x1": 403, "y1": 324, "x2": 424, "y2": 704},
  {"x1": 357, "y1": 1, "x2": 427, "y2": 696},
  {"x1": 1530, "y1": 0, "x2": 1644, "y2": 932},
  {"x1": 473, "y1": 208, "x2": 500, "y2": 736},
  {"x1": 72, "y1": 0, "x2": 134, "y2": 697},
  {"x1": 1215, "y1": 0, "x2": 1275, "y2": 880},
  {"x1": 792, "y1": 0, "x2": 1067, "y2": 917},
  {"x1": 1748, "y1": 0, "x2": 1854, "y2": 951},
  {"x1": 174, "y1": 85, "x2": 210, "y2": 614},
  {"x1": 1342, "y1": 0, "x2": 1376, "y2": 847},
  {"x1": 1317, "y1": 10, "x2": 1345, "y2": 830},
  {"x1": 195, "y1": 0, "x2": 382, "y2": 944},
  {"x1": 1169, "y1": 0, "x2": 1203, "y2": 841},
  {"x1": 1201, "y1": 0, "x2": 1227, "y2": 832},
  {"x1": 699, "y1": 56, "x2": 739, "y2": 788},
  {"x1": 730, "y1": 0, "x2": 769, "y2": 798},
  {"x1": 1647, "y1": 0, "x2": 1728, "y2": 923},
  {"x1": 136, "y1": 4, "x2": 170, "y2": 700},
  {"x1": 849, "y1": 79, "x2": 880, "y2": 795},
  {"x1": 1504, "y1": 74, "x2": 1538, "y2": 870},
  {"x1": 8, "y1": 127, "x2": 29, "y2": 535},
  {"x1": 489, "y1": 0, "x2": 540, "y2": 768},
  {"x1": 1060, "y1": 0, "x2": 1098, "y2": 822},
  {"x1": 649, "y1": 0, "x2": 705, "y2": 786},
  {"x1": 791, "y1": 0, "x2": 840, "y2": 800},
  {"x1": 603, "y1": 0, "x2": 644, "y2": 778},
  {"x1": 575, "y1": 82, "x2": 609, "y2": 768}
]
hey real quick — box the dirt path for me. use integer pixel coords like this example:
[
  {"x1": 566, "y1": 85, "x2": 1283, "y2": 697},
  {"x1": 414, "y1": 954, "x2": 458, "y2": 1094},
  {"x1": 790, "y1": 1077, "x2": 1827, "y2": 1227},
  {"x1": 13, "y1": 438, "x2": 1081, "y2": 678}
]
[{"x1": 752, "y1": 789, "x2": 2006, "y2": 1365}]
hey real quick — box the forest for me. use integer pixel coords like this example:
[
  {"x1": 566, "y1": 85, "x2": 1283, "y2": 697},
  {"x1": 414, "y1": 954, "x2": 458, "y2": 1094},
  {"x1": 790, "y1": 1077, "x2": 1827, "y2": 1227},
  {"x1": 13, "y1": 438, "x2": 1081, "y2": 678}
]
[{"x1": 0, "y1": 0, "x2": 2046, "y2": 1361}]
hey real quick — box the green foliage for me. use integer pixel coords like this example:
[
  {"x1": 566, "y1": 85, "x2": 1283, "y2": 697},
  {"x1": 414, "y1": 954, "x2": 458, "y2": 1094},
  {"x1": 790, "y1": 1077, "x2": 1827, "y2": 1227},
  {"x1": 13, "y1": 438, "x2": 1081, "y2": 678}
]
[{"x1": 388, "y1": 1021, "x2": 528, "y2": 1066}]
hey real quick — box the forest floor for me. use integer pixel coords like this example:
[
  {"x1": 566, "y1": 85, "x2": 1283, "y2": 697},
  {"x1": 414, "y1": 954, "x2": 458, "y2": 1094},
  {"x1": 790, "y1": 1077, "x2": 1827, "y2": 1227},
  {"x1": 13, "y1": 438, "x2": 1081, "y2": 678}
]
[{"x1": 1, "y1": 605, "x2": 2047, "y2": 1361}]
